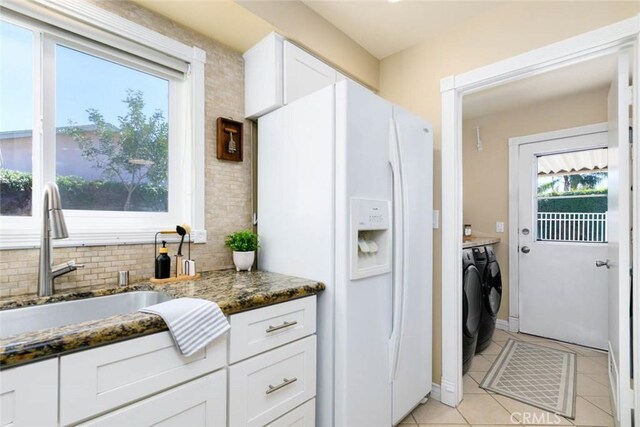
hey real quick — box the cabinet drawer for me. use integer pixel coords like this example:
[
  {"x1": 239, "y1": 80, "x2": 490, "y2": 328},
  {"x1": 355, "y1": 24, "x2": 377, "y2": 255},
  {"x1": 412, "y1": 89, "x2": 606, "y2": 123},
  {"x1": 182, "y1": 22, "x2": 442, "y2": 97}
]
[
  {"x1": 229, "y1": 335, "x2": 316, "y2": 427},
  {"x1": 60, "y1": 331, "x2": 226, "y2": 425},
  {"x1": 229, "y1": 296, "x2": 316, "y2": 363},
  {"x1": 266, "y1": 399, "x2": 316, "y2": 427},
  {"x1": 78, "y1": 369, "x2": 226, "y2": 427},
  {"x1": 0, "y1": 359, "x2": 58, "y2": 427}
]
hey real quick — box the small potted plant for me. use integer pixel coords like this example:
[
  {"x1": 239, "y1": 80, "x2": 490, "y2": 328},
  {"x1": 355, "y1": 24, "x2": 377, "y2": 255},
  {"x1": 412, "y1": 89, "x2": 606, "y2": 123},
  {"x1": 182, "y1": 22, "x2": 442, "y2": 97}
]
[{"x1": 225, "y1": 229, "x2": 259, "y2": 272}]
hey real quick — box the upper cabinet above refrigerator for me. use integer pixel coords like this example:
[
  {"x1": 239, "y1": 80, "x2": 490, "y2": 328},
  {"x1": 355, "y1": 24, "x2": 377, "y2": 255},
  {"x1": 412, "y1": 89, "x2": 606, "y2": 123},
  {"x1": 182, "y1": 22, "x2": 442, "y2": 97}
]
[{"x1": 243, "y1": 32, "x2": 348, "y2": 119}]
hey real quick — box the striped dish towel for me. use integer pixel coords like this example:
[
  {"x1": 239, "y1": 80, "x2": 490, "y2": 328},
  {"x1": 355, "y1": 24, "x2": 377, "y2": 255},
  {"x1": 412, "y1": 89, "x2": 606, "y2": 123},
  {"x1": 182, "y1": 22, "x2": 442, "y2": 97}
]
[{"x1": 140, "y1": 298, "x2": 230, "y2": 357}]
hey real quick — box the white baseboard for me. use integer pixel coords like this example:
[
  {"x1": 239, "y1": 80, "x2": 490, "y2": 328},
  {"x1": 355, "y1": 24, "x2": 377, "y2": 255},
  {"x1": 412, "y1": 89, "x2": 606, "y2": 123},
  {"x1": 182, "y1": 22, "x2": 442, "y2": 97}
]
[
  {"x1": 438, "y1": 377, "x2": 458, "y2": 407},
  {"x1": 495, "y1": 319, "x2": 509, "y2": 331},
  {"x1": 508, "y1": 317, "x2": 520, "y2": 332},
  {"x1": 430, "y1": 383, "x2": 441, "y2": 402}
]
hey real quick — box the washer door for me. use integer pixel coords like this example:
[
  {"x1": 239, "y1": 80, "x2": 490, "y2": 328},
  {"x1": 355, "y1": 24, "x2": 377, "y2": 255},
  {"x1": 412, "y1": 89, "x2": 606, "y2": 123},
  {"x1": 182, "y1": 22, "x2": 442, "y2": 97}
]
[
  {"x1": 484, "y1": 261, "x2": 502, "y2": 317},
  {"x1": 463, "y1": 265, "x2": 483, "y2": 337}
]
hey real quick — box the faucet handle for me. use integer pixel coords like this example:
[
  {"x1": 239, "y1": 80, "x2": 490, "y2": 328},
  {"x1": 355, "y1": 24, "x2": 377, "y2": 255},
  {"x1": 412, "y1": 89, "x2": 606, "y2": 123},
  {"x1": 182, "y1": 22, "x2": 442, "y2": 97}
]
[{"x1": 69, "y1": 260, "x2": 85, "y2": 269}]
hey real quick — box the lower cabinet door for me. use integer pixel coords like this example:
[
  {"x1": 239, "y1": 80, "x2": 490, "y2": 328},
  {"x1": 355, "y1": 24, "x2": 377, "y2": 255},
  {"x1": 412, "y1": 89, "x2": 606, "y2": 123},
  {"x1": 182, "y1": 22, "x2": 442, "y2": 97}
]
[
  {"x1": 229, "y1": 335, "x2": 316, "y2": 427},
  {"x1": 0, "y1": 359, "x2": 58, "y2": 427},
  {"x1": 266, "y1": 399, "x2": 316, "y2": 427},
  {"x1": 78, "y1": 369, "x2": 227, "y2": 427}
]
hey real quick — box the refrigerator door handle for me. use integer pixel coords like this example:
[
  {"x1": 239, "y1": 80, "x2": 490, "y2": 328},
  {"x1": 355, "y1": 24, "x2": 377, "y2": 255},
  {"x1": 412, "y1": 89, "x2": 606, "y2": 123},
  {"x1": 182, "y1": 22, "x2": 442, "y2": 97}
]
[{"x1": 389, "y1": 116, "x2": 408, "y2": 381}]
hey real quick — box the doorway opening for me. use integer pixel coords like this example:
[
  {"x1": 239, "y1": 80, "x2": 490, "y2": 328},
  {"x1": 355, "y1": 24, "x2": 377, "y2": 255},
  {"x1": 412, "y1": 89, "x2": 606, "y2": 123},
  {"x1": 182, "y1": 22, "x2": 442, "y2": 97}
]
[{"x1": 440, "y1": 16, "x2": 638, "y2": 427}]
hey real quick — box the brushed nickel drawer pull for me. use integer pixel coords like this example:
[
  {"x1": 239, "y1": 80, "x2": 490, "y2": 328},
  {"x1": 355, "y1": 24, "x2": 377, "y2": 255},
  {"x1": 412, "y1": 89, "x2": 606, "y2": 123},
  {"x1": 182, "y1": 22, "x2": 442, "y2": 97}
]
[
  {"x1": 266, "y1": 377, "x2": 297, "y2": 395},
  {"x1": 266, "y1": 320, "x2": 298, "y2": 333}
]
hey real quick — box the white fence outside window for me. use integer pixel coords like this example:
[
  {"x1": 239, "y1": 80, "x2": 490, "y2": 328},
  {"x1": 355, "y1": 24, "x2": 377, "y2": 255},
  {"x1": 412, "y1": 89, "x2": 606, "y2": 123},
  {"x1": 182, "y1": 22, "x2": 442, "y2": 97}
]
[{"x1": 537, "y1": 212, "x2": 607, "y2": 243}]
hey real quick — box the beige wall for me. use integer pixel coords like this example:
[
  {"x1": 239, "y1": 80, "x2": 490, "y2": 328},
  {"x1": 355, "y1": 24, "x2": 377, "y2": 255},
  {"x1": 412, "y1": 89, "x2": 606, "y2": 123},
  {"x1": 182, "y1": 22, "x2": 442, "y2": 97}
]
[
  {"x1": 463, "y1": 87, "x2": 609, "y2": 321},
  {"x1": 378, "y1": 1, "x2": 640, "y2": 383},
  {"x1": 0, "y1": 0, "x2": 253, "y2": 296}
]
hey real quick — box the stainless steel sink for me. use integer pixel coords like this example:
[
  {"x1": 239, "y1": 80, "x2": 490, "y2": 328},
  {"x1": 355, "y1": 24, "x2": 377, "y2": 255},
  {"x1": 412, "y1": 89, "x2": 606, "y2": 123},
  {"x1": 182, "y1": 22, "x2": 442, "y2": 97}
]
[{"x1": 0, "y1": 291, "x2": 173, "y2": 338}]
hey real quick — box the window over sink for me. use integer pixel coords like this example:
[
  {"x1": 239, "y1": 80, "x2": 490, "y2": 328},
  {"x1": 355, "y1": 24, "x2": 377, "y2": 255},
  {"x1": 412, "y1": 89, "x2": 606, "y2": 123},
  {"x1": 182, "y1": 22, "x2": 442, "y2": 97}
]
[{"x1": 0, "y1": 2, "x2": 206, "y2": 248}]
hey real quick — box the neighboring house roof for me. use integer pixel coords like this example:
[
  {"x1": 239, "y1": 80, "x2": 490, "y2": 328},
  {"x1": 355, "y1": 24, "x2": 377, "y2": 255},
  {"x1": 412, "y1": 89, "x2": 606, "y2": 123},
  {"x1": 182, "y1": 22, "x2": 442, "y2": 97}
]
[{"x1": 0, "y1": 124, "x2": 119, "y2": 140}]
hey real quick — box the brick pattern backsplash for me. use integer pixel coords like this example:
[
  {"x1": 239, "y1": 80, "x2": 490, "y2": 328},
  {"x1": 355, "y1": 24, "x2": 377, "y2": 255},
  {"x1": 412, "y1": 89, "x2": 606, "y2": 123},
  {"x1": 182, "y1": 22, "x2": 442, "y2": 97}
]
[{"x1": 0, "y1": 0, "x2": 253, "y2": 297}]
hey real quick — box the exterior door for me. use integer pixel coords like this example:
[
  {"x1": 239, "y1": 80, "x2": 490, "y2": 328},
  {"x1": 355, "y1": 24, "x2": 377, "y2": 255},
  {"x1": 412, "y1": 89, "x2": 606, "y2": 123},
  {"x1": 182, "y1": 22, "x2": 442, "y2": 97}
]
[
  {"x1": 605, "y1": 51, "x2": 632, "y2": 427},
  {"x1": 518, "y1": 130, "x2": 609, "y2": 349}
]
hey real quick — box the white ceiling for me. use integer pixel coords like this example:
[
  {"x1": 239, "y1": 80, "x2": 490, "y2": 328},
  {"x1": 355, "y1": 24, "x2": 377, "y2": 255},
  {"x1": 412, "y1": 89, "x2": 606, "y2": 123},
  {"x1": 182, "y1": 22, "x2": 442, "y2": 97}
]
[
  {"x1": 463, "y1": 54, "x2": 617, "y2": 120},
  {"x1": 301, "y1": 0, "x2": 506, "y2": 59}
]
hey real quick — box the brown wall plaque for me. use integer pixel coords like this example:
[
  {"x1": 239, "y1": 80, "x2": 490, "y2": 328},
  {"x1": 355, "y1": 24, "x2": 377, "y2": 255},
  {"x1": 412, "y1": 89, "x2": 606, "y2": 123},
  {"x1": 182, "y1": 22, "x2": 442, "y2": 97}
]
[{"x1": 216, "y1": 117, "x2": 243, "y2": 162}]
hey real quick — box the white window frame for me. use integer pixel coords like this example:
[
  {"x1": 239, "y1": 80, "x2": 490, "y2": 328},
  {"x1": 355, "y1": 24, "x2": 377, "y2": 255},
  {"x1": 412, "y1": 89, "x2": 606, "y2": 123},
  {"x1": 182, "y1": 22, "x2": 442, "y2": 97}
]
[{"x1": 0, "y1": 0, "x2": 206, "y2": 249}]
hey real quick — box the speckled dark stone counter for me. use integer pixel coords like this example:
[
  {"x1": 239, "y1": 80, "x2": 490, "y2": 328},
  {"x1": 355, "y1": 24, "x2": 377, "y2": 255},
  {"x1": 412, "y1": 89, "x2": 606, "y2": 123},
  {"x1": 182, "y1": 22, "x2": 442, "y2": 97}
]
[
  {"x1": 0, "y1": 270, "x2": 324, "y2": 368},
  {"x1": 462, "y1": 236, "x2": 501, "y2": 249}
]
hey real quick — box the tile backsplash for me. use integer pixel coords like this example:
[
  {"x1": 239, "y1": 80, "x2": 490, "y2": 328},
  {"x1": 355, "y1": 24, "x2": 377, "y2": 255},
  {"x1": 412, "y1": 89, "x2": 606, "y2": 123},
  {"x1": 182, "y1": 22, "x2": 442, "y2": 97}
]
[{"x1": 0, "y1": 0, "x2": 253, "y2": 297}]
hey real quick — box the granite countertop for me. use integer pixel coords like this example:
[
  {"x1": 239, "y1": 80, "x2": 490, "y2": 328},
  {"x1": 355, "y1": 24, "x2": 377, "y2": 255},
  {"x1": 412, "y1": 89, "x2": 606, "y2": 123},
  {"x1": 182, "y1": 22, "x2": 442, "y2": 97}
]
[
  {"x1": 462, "y1": 236, "x2": 501, "y2": 249},
  {"x1": 0, "y1": 270, "x2": 324, "y2": 368}
]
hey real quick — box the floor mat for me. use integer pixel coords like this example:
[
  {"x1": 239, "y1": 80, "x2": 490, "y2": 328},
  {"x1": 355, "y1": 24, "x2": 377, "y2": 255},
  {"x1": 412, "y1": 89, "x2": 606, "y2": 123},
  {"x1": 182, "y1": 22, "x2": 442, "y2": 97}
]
[{"x1": 480, "y1": 338, "x2": 577, "y2": 419}]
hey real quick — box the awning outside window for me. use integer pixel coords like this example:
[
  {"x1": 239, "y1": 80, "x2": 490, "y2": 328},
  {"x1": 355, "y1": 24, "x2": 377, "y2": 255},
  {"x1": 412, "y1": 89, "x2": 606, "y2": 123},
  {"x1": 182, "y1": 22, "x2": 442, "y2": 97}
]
[{"x1": 537, "y1": 148, "x2": 607, "y2": 176}]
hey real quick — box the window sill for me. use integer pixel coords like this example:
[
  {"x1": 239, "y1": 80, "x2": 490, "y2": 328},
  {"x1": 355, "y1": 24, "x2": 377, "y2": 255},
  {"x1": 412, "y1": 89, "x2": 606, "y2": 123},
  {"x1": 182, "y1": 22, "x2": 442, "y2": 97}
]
[{"x1": 0, "y1": 228, "x2": 207, "y2": 250}]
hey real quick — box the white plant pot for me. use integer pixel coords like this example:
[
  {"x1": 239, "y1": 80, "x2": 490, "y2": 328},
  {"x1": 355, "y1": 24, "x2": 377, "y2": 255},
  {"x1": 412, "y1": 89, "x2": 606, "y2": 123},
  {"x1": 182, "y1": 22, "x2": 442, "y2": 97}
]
[{"x1": 233, "y1": 251, "x2": 255, "y2": 272}]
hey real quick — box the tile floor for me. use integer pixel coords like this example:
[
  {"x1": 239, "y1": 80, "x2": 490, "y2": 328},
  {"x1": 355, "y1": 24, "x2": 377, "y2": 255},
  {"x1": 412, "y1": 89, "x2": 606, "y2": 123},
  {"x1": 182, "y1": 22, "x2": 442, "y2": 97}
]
[{"x1": 400, "y1": 330, "x2": 612, "y2": 426}]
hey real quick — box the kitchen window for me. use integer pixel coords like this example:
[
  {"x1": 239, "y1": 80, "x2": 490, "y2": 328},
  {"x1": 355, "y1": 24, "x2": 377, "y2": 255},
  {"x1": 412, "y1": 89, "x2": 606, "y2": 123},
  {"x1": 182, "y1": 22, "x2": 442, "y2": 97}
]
[{"x1": 0, "y1": 3, "x2": 206, "y2": 248}]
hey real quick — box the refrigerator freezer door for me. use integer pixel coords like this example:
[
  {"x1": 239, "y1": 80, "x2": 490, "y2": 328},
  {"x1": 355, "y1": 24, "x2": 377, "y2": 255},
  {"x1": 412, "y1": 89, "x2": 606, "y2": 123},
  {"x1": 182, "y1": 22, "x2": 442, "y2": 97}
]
[
  {"x1": 391, "y1": 106, "x2": 433, "y2": 424},
  {"x1": 334, "y1": 81, "x2": 394, "y2": 427}
]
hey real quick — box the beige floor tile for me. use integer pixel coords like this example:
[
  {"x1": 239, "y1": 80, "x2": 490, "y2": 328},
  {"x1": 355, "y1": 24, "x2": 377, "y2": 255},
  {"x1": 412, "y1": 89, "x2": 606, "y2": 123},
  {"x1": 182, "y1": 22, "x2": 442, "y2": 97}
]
[
  {"x1": 509, "y1": 333, "x2": 548, "y2": 342},
  {"x1": 479, "y1": 341, "x2": 504, "y2": 356},
  {"x1": 573, "y1": 396, "x2": 614, "y2": 426},
  {"x1": 463, "y1": 374, "x2": 487, "y2": 395},
  {"x1": 491, "y1": 330, "x2": 512, "y2": 343},
  {"x1": 491, "y1": 395, "x2": 572, "y2": 425},
  {"x1": 583, "y1": 373, "x2": 609, "y2": 387},
  {"x1": 467, "y1": 371, "x2": 488, "y2": 386},
  {"x1": 582, "y1": 395, "x2": 612, "y2": 416},
  {"x1": 560, "y1": 343, "x2": 607, "y2": 357},
  {"x1": 588, "y1": 355, "x2": 608, "y2": 367},
  {"x1": 577, "y1": 357, "x2": 608, "y2": 375},
  {"x1": 481, "y1": 353, "x2": 498, "y2": 363},
  {"x1": 412, "y1": 399, "x2": 468, "y2": 424},
  {"x1": 468, "y1": 354, "x2": 493, "y2": 373},
  {"x1": 418, "y1": 425, "x2": 469, "y2": 427},
  {"x1": 400, "y1": 413, "x2": 418, "y2": 424},
  {"x1": 576, "y1": 373, "x2": 609, "y2": 397},
  {"x1": 457, "y1": 395, "x2": 514, "y2": 425}
]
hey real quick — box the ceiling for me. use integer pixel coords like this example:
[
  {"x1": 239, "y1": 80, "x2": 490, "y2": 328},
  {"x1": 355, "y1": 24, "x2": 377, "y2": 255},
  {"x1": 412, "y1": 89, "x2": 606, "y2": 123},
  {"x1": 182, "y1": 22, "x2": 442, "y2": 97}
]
[
  {"x1": 132, "y1": 0, "x2": 507, "y2": 60},
  {"x1": 301, "y1": 0, "x2": 506, "y2": 59},
  {"x1": 130, "y1": 0, "x2": 275, "y2": 53},
  {"x1": 463, "y1": 54, "x2": 617, "y2": 120}
]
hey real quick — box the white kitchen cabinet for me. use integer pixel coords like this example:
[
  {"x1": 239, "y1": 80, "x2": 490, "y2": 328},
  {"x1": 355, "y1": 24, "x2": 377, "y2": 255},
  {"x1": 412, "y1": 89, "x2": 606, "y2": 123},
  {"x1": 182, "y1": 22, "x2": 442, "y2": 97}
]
[
  {"x1": 229, "y1": 335, "x2": 316, "y2": 427},
  {"x1": 77, "y1": 370, "x2": 226, "y2": 427},
  {"x1": 228, "y1": 296, "x2": 317, "y2": 426},
  {"x1": 1, "y1": 296, "x2": 317, "y2": 427},
  {"x1": 0, "y1": 358, "x2": 58, "y2": 427},
  {"x1": 229, "y1": 295, "x2": 316, "y2": 363},
  {"x1": 60, "y1": 331, "x2": 226, "y2": 425},
  {"x1": 283, "y1": 41, "x2": 337, "y2": 106},
  {"x1": 266, "y1": 399, "x2": 316, "y2": 427},
  {"x1": 244, "y1": 32, "x2": 284, "y2": 119},
  {"x1": 244, "y1": 33, "x2": 343, "y2": 119}
]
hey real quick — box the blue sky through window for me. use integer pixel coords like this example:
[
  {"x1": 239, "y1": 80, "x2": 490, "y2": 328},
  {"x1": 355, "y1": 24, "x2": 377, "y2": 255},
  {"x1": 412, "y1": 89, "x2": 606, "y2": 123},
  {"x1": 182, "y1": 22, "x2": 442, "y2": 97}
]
[{"x1": 1, "y1": 20, "x2": 169, "y2": 133}]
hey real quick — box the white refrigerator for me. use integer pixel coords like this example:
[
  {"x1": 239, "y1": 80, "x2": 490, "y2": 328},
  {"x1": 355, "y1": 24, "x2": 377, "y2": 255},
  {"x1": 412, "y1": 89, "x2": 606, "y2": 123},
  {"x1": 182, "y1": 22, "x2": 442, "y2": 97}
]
[{"x1": 257, "y1": 80, "x2": 433, "y2": 426}]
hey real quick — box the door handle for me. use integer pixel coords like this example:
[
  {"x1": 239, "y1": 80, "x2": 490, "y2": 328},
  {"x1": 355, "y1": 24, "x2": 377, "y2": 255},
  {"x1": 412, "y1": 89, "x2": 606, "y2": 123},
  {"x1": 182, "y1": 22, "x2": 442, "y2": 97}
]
[
  {"x1": 595, "y1": 259, "x2": 611, "y2": 269},
  {"x1": 521, "y1": 246, "x2": 530, "y2": 254}
]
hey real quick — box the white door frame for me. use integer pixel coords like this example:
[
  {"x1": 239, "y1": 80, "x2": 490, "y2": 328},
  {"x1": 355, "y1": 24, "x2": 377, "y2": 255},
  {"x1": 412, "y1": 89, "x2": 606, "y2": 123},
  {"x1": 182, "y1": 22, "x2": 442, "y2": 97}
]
[
  {"x1": 507, "y1": 122, "x2": 608, "y2": 334},
  {"x1": 440, "y1": 15, "x2": 640, "y2": 408}
]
